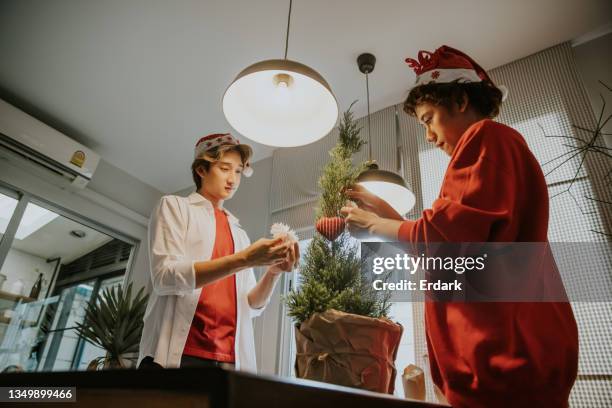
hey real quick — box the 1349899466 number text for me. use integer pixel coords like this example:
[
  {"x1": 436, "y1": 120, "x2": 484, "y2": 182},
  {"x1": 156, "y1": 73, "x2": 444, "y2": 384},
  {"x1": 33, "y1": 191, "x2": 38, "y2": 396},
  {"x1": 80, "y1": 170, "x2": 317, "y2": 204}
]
[{"x1": 1, "y1": 387, "x2": 76, "y2": 402}]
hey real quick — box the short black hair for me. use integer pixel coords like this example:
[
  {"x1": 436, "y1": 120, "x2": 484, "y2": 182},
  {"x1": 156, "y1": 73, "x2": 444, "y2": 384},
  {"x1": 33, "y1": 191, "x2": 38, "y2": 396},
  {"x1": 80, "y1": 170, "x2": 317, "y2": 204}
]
[{"x1": 403, "y1": 80, "x2": 503, "y2": 119}]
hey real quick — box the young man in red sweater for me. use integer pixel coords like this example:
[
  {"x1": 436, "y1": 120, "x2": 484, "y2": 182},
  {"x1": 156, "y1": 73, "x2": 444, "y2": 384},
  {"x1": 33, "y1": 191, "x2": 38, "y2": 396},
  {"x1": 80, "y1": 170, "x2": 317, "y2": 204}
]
[{"x1": 341, "y1": 46, "x2": 578, "y2": 407}]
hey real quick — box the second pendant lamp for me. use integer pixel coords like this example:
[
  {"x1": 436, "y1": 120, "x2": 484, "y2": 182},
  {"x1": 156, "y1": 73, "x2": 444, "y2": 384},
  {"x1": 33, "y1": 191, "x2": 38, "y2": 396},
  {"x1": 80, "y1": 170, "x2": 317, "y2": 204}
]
[
  {"x1": 356, "y1": 53, "x2": 415, "y2": 216},
  {"x1": 222, "y1": 0, "x2": 338, "y2": 147}
]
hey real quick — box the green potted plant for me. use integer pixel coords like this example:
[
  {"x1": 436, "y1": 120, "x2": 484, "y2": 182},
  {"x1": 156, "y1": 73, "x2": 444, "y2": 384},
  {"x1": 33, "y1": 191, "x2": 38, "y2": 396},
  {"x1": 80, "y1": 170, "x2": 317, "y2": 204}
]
[
  {"x1": 285, "y1": 104, "x2": 403, "y2": 394},
  {"x1": 76, "y1": 282, "x2": 148, "y2": 370}
]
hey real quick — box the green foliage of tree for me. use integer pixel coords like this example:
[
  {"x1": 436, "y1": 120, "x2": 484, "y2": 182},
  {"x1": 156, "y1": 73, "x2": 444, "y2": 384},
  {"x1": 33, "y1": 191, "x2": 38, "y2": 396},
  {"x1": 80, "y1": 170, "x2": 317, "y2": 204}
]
[
  {"x1": 316, "y1": 101, "x2": 367, "y2": 219},
  {"x1": 286, "y1": 103, "x2": 391, "y2": 325}
]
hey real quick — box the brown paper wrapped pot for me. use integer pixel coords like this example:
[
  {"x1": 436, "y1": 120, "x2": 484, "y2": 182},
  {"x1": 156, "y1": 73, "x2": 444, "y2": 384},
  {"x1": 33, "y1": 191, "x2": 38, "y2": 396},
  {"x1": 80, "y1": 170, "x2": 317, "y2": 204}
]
[{"x1": 294, "y1": 309, "x2": 403, "y2": 394}]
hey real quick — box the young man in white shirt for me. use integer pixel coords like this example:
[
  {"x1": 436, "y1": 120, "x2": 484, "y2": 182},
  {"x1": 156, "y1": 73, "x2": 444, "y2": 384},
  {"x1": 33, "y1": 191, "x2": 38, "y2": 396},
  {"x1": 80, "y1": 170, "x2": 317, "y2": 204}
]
[{"x1": 138, "y1": 133, "x2": 298, "y2": 372}]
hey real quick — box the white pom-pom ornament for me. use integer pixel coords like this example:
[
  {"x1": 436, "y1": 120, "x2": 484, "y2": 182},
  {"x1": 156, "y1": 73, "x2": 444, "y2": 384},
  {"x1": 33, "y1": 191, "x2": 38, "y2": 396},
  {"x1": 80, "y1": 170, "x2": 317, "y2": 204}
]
[{"x1": 270, "y1": 223, "x2": 298, "y2": 242}]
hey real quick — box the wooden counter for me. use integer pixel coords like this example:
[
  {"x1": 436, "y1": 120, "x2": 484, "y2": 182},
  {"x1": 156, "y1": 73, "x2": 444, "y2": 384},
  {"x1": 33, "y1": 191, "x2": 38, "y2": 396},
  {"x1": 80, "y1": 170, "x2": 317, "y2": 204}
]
[{"x1": 1, "y1": 367, "x2": 446, "y2": 407}]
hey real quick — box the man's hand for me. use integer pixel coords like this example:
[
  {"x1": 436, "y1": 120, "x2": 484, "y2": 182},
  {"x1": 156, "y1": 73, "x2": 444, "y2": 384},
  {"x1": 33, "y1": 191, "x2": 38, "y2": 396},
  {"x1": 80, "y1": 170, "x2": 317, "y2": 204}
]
[
  {"x1": 344, "y1": 184, "x2": 404, "y2": 221},
  {"x1": 239, "y1": 237, "x2": 291, "y2": 268},
  {"x1": 341, "y1": 205, "x2": 406, "y2": 241},
  {"x1": 247, "y1": 238, "x2": 300, "y2": 310},
  {"x1": 268, "y1": 240, "x2": 300, "y2": 275},
  {"x1": 340, "y1": 205, "x2": 380, "y2": 238},
  {"x1": 344, "y1": 184, "x2": 383, "y2": 214}
]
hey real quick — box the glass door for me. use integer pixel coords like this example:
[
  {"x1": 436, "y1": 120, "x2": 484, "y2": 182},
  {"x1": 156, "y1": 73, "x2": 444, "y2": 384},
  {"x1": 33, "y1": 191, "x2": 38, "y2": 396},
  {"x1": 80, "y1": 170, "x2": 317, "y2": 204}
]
[{"x1": 0, "y1": 185, "x2": 135, "y2": 373}]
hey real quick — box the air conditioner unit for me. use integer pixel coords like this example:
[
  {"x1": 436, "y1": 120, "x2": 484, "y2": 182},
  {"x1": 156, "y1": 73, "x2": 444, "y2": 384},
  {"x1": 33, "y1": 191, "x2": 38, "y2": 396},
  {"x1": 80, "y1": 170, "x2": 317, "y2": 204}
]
[{"x1": 0, "y1": 98, "x2": 100, "y2": 188}]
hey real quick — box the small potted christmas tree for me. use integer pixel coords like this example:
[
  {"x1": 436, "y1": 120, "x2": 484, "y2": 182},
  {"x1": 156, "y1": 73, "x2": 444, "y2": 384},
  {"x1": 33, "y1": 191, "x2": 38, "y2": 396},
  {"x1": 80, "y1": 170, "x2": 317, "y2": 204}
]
[{"x1": 285, "y1": 103, "x2": 403, "y2": 394}]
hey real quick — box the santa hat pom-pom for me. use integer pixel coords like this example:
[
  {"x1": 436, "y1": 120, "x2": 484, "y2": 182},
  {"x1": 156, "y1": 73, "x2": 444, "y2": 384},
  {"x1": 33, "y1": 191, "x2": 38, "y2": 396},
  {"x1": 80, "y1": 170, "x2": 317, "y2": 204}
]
[{"x1": 270, "y1": 222, "x2": 298, "y2": 242}]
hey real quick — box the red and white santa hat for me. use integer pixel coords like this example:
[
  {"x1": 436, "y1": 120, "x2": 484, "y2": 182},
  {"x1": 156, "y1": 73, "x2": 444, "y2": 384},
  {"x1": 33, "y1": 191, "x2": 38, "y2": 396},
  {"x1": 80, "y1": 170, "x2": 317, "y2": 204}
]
[
  {"x1": 194, "y1": 133, "x2": 253, "y2": 177},
  {"x1": 405, "y1": 45, "x2": 508, "y2": 101}
]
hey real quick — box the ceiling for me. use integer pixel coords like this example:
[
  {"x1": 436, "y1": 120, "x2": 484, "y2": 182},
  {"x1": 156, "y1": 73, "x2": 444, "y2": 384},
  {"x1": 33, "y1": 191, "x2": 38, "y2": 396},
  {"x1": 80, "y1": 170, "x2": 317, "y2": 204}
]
[
  {"x1": 0, "y1": 0, "x2": 610, "y2": 193},
  {"x1": 12, "y1": 215, "x2": 113, "y2": 265}
]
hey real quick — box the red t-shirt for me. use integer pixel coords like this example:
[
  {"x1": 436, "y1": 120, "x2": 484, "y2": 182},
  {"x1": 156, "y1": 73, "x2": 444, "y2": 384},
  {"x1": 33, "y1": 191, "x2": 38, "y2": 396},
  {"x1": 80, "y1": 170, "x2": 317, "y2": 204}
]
[
  {"x1": 182, "y1": 207, "x2": 237, "y2": 362},
  {"x1": 398, "y1": 120, "x2": 578, "y2": 408}
]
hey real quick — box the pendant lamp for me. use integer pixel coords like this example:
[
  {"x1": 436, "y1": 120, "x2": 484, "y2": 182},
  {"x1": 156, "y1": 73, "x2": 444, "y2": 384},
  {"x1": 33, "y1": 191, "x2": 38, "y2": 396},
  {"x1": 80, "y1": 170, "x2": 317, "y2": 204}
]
[
  {"x1": 356, "y1": 53, "x2": 415, "y2": 216},
  {"x1": 222, "y1": 0, "x2": 338, "y2": 147}
]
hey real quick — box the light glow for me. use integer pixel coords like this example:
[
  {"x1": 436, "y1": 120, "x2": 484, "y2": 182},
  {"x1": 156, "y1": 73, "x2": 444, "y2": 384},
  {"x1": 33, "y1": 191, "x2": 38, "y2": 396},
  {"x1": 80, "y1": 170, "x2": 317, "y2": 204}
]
[{"x1": 358, "y1": 181, "x2": 415, "y2": 216}]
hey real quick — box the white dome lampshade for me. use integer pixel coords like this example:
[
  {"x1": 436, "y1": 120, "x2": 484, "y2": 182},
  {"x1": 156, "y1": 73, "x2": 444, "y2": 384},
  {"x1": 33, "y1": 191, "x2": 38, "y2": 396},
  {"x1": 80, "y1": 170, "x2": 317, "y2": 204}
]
[
  {"x1": 222, "y1": 59, "x2": 339, "y2": 147},
  {"x1": 356, "y1": 165, "x2": 416, "y2": 216}
]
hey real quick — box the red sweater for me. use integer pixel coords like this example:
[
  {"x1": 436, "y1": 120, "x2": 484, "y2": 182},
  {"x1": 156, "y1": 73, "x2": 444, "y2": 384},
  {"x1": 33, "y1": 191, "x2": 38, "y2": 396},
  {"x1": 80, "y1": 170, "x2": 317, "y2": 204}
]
[{"x1": 398, "y1": 119, "x2": 578, "y2": 407}]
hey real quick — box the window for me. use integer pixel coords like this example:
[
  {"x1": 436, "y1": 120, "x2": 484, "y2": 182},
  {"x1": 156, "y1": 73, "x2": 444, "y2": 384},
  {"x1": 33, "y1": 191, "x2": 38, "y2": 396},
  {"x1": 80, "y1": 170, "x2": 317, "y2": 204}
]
[{"x1": 0, "y1": 184, "x2": 136, "y2": 373}]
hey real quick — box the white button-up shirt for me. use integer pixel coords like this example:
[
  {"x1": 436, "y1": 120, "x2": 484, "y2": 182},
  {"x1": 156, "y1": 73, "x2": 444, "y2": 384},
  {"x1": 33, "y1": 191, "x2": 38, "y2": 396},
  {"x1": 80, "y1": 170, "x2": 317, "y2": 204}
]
[{"x1": 138, "y1": 192, "x2": 266, "y2": 372}]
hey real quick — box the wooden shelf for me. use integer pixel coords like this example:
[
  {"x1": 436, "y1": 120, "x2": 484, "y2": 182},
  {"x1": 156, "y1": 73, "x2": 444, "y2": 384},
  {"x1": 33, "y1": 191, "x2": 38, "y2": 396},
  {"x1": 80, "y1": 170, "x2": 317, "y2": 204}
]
[
  {"x1": 0, "y1": 315, "x2": 37, "y2": 326},
  {"x1": 0, "y1": 290, "x2": 35, "y2": 304}
]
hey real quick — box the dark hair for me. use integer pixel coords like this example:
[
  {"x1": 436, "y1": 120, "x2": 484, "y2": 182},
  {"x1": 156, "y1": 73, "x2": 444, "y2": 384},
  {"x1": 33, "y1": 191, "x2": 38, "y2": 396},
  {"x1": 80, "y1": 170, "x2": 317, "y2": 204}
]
[
  {"x1": 191, "y1": 145, "x2": 249, "y2": 190},
  {"x1": 191, "y1": 159, "x2": 210, "y2": 191},
  {"x1": 403, "y1": 80, "x2": 503, "y2": 119}
]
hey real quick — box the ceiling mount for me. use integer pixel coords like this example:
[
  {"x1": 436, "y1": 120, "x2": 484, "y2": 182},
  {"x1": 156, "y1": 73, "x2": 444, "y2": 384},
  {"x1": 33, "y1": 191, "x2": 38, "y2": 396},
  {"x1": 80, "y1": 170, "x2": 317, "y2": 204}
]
[
  {"x1": 357, "y1": 53, "x2": 376, "y2": 74},
  {"x1": 355, "y1": 52, "x2": 415, "y2": 216}
]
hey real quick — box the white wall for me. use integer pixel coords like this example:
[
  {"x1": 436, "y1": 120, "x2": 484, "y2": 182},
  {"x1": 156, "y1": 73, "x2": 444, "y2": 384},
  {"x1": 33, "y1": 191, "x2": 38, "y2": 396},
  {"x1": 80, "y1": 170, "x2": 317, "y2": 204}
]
[{"x1": 88, "y1": 159, "x2": 163, "y2": 218}]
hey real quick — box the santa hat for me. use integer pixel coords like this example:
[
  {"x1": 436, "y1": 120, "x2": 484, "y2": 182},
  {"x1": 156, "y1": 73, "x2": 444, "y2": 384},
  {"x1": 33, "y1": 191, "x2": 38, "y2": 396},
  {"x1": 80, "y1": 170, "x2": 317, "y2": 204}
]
[
  {"x1": 405, "y1": 45, "x2": 508, "y2": 101},
  {"x1": 194, "y1": 133, "x2": 253, "y2": 177}
]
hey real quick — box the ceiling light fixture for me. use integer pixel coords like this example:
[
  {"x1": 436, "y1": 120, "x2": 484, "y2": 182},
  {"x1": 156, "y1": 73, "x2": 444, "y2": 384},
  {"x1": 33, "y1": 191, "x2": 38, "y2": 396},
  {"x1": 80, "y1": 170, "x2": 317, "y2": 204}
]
[
  {"x1": 356, "y1": 53, "x2": 415, "y2": 216},
  {"x1": 222, "y1": 0, "x2": 338, "y2": 147}
]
